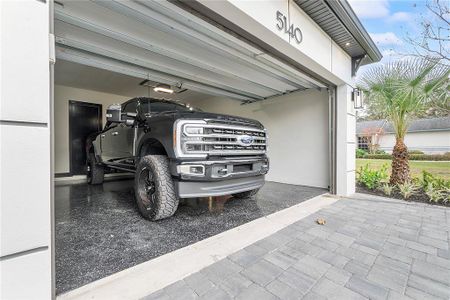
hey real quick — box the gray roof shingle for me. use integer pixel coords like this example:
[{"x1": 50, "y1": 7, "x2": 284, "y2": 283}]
[{"x1": 356, "y1": 117, "x2": 450, "y2": 134}]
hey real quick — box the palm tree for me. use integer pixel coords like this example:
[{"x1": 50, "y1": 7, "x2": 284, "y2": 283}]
[{"x1": 358, "y1": 59, "x2": 449, "y2": 184}]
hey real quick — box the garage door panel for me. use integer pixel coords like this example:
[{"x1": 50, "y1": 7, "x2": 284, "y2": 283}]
[
  {"x1": 56, "y1": 0, "x2": 325, "y2": 103},
  {"x1": 96, "y1": 0, "x2": 300, "y2": 86},
  {"x1": 56, "y1": 46, "x2": 252, "y2": 101},
  {"x1": 55, "y1": 21, "x2": 280, "y2": 99},
  {"x1": 56, "y1": 3, "x2": 299, "y2": 93}
]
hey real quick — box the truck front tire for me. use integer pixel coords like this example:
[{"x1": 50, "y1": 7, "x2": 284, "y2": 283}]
[
  {"x1": 232, "y1": 188, "x2": 260, "y2": 199},
  {"x1": 135, "y1": 155, "x2": 179, "y2": 221},
  {"x1": 87, "y1": 153, "x2": 104, "y2": 185}
]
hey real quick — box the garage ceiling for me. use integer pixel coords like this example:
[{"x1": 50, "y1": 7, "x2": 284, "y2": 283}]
[{"x1": 54, "y1": 0, "x2": 325, "y2": 102}]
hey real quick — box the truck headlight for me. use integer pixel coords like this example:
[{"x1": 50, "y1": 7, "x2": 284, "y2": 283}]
[
  {"x1": 184, "y1": 126, "x2": 204, "y2": 135},
  {"x1": 174, "y1": 120, "x2": 207, "y2": 158}
]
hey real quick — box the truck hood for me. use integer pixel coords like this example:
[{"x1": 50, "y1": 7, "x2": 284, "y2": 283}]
[{"x1": 151, "y1": 111, "x2": 264, "y2": 129}]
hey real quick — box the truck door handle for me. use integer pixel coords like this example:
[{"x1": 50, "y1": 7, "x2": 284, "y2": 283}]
[
  {"x1": 101, "y1": 134, "x2": 105, "y2": 138},
  {"x1": 112, "y1": 132, "x2": 119, "y2": 136}
]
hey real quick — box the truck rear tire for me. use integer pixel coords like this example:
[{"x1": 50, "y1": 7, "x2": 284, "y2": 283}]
[
  {"x1": 232, "y1": 188, "x2": 260, "y2": 199},
  {"x1": 87, "y1": 153, "x2": 104, "y2": 185},
  {"x1": 135, "y1": 155, "x2": 179, "y2": 221}
]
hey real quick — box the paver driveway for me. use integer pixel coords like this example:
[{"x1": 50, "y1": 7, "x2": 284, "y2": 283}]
[{"x1": 144, "y1": 194, "x2": 450, "y2": 300}]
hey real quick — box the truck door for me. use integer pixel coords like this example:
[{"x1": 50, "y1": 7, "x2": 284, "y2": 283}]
[
  {"x1": 99, "y1": 123, "x2": 118, "y2": 162},
  {"x1": 110, "y1": 122, "x2": 134, "y2": 159},
  {"x1": 106, "y1": 100, "x2": 137, "y2": 161}
]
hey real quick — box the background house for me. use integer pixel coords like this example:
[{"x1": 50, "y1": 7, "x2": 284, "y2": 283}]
[{"x1": 357, "y1": 117, "x2": 450, "y2": 154}]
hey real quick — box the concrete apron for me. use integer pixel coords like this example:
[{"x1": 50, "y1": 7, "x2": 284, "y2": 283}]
[{"x1": 58, "y1": 194, "x2": 340, "y2": 300}]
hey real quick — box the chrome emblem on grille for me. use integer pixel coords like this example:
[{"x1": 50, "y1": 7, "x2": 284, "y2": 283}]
[{"x1": 238, "y1": 135, "x2": 254, "y2": 146}]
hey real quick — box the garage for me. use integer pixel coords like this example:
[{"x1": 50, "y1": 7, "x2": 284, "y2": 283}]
[
  {"x1": 53, "y1": 0, "x2": 332, "y2": 293},
  {"x1": 0, "y1": 0, "x2": 381, "y2": 299}
]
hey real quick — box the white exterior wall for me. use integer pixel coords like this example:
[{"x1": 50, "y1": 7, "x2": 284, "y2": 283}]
[
  {"x1": 0, "y1": 1, "x2": 52, "y2": 299},
  {"x1": 200, "y1": 0, "x2": 355, "y2": 195},
  {"x1": 201, "y1": 0, "x2": 353, "y2": 85},
  {"x1": 191, "y1": 89, "x2": 330, "y2": 188},
  {"x1": 377, "y1": 131, "x2": 450, "y2": 154},
  {"x1": 54, "y1": 85, "x2": 129, "y2": 174}
]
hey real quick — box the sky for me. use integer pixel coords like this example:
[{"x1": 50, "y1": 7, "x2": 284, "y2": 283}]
[{"x1": 347, "y1": 0, "x2": 433, "y2": 67}]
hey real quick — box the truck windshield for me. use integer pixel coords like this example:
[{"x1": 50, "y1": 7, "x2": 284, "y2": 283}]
[{"x1": 139, "y1": 99, "x2": 198, "y2": 115}]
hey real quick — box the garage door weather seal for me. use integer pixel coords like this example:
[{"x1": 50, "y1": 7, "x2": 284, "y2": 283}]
[{"x1": 57, "y1": 194, "x2": 338, "y2": 300}]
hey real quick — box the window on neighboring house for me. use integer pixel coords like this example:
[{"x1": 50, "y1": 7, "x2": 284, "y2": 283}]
[{"x1": 358, "y1": 136, "x2": 371, "y2": 151}]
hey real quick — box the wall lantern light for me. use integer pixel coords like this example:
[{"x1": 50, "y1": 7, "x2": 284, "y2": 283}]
[{"x1": 352, "y1": 88, "x2": 364, "y2": 109}]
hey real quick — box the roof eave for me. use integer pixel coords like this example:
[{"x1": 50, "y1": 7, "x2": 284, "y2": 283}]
[{"x1": 325, "y1": 0, "x2": 382, "y2": 63}]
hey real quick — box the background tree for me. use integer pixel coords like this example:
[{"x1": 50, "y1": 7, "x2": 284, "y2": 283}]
[
  {"x1": 406, "y1": 0, "x2": 449, "y2": 63},
  {"x1": 361, "y1": 126, "x2": 385, "y2": 154},
  {"x1": 358, "y1": 59, "x2": 449, "y2": 184},
  {"x1": 358, "y1": 0, "x2": 449, "y2": 121}
]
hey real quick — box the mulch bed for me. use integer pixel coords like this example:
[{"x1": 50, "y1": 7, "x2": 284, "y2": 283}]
[{"x1": 356, "y1": 185, "x2": 450, "y2": 207}]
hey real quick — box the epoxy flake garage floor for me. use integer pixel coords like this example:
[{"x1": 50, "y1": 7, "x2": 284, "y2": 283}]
[{"x1": 55, "y1": 179, "x2": 326, "y2": 294}]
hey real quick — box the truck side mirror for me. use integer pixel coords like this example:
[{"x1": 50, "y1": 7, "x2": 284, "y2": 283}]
[
  {"x1": 125, "y1": 112, "x2": 137, "y2": 118},
  {"x1": 106, "y1": 104, "x2": 122, "y2": 123},
  {"x1": 124, "y1": 112, "x2": 138, "y2": 126}
]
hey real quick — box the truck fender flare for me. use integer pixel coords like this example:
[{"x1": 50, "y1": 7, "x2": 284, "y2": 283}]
[{"x1": 137, "y1": 138, "x2": 168, "y2": 159}]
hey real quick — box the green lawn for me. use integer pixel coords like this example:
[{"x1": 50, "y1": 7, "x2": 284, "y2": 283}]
[{"x1": 356, "y1": 159, "x2": 450, "y2": 179}]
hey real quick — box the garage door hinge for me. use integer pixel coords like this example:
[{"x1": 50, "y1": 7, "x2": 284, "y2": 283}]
[{"x1": 49, "y1": 33, "x2": 56, "y2": 64}]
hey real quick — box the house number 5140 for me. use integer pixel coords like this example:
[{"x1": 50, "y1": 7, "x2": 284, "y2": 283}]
[{"x1": 276, "y1": 11, "x2": 303, "y2": 44}]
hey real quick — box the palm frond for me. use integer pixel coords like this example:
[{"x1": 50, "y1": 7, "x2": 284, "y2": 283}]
[{"x1": 358, "y1": 58, "x2": 450, "y2": 139}]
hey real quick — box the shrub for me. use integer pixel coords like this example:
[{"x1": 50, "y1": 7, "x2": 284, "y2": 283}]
[
  {"x1": 357, "y1": 164, "x2": 388, "y2": 190},
  {"x1": 363, "y1": 153, "x2": 450, "y2": 161},
  {"x1": 356, "y1": 148, "x2": 368, "y2": 158},
  {"x1": 408, "y1": 150, "x2": 424, "y2": 155},
  {"x1": 379, "y1": 183, "x2": 394, "y2": 196},
  {"x1": 364, "y1": 154, "x2": 392, "y2": 159},
  {"x1": 397, "y1": 181, "x2": 418, "y2": 200},
  {"x1": 420, "y1": 171, "x2": 450, "y2": 190},
  {"x1": 425, "y1": 183, "x2": 444, "y2": 203},
  {"x1": 409, "y1": 153, "x2": 450, "y2": 161},
  {"x1": 443, "y1": 188, "x2": 450, "y2": 204}
]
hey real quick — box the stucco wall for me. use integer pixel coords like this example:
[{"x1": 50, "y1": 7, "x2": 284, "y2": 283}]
[
  {"x1": 54, "y1": 85, "x2": 130, "y2": 174},
  {"x1": 0, "y1": 1, "x2": 51, "y2": 299},
  {"x1": 202, "y1": 0, "x2": 353, "y2": 85},
  {"x1": 377, "y1": 131, "x2": 450, "y2": 154},
  {"x1": 190, "y1": 89, "x2": 330, "y2": 188},
  {"x1": 336, "y1": 85, "x2": 356, "y2": 196}
]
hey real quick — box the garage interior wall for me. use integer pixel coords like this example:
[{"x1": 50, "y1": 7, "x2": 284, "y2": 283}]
[
  {"x1": 54, "y1": 82, "x2": 329, "y2": 189},
  {"x1": 190, "y1": 90, "x2": 330, "y2": 188}
]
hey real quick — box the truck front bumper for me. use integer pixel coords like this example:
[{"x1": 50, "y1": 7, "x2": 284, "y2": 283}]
[
  {"x1": 169, "y1": 156, "x2": 268, "y2": 198},
  {"x1": 174, "y1": 175, "x2": 265, "y2": 198}
]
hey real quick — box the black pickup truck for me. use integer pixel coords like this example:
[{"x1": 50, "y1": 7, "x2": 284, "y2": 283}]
[{"x1": 87, "y1": 97, "x2": 269, "y2": 220}]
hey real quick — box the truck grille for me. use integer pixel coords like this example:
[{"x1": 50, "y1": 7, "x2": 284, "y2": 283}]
[{"x1": 179, "y1": 122, "x2": 267, "y2": 156}]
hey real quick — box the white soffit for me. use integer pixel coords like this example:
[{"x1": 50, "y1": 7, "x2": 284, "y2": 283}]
[{"x1": 54, "y1": 0, "x2": 326, "y2": 101}]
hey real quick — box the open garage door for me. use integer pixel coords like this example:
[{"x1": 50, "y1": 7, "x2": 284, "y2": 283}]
[
  {"x1": 53, "y1": 0, "x2": 334, "y2": 294},
  {"x1": 54, "y1": 0, "x2": 326, "y2": 102}
]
